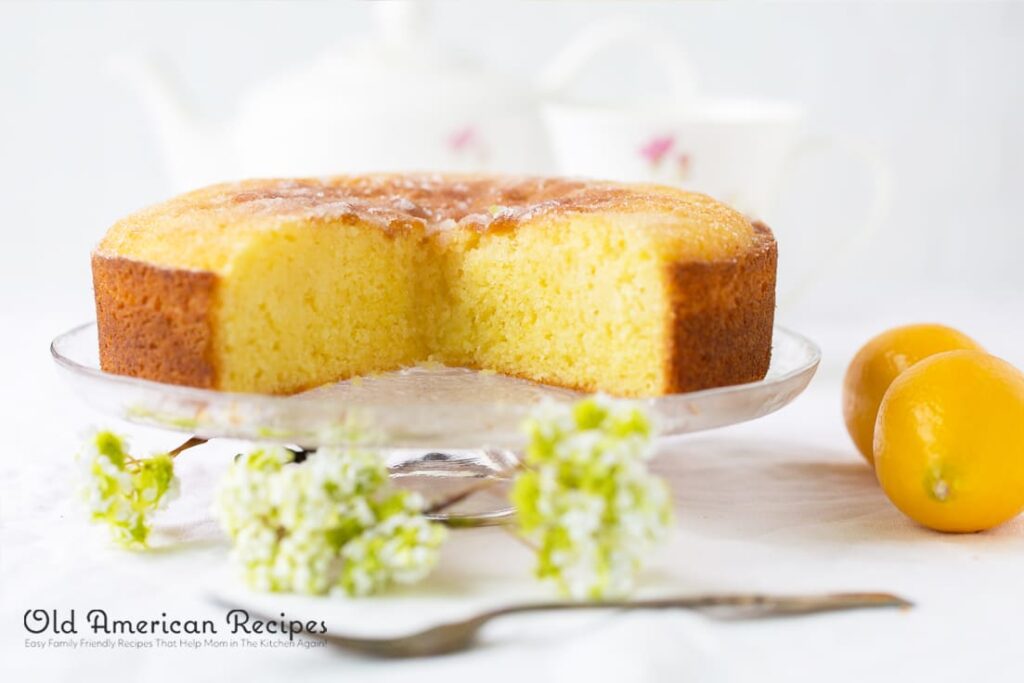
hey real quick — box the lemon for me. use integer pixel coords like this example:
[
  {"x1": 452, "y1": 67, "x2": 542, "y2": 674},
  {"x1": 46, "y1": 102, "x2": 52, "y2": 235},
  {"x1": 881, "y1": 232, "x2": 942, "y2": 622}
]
[
  {"x1": 843, "y1": 324, "x2": 983, "y2": 464},
  {"x1": 874, "y1": 350, "x2": 1024, "y2": 532}
]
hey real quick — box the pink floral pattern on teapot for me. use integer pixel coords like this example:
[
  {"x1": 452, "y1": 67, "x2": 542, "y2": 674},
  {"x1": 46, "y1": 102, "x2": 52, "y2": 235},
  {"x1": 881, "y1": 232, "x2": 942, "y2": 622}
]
[{"x1": 447, "y1": 125, "x2": 490, "y2": 164}]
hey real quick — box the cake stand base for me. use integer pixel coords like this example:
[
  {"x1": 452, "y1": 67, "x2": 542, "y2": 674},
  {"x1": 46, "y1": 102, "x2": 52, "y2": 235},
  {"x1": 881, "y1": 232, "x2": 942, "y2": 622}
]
[{"x1": 384, "y1": 448, "x2": 521, "y2": 526}]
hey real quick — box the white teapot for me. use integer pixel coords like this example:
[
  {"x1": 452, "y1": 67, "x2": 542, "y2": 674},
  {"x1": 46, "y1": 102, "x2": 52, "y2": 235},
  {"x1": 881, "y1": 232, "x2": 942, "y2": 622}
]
[{"x1": 116, "y1": 2, "x2": 552, "y2": 190}]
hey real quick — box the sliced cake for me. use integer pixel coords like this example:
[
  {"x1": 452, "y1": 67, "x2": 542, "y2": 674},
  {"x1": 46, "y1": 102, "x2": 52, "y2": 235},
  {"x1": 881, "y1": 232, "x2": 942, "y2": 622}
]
[{"x1": 92, "y1": 174, "x2": 776, "y2": 397}]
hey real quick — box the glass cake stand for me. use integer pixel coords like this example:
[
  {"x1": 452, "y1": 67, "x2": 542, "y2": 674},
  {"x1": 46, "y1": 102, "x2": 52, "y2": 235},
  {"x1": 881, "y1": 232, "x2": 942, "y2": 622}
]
[{"x1": 51, "y1": 322, "x2": 819, "y2": 523}]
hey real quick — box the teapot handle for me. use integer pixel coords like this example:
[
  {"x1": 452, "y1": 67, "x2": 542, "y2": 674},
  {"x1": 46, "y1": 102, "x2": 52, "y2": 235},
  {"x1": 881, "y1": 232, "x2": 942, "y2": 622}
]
[{"x1": 539, "y1": 20, "x2": 699, "y2": 102}]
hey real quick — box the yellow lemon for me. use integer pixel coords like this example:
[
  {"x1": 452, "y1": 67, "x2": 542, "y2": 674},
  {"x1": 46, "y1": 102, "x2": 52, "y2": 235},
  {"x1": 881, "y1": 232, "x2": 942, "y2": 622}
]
[
  {"x1": 843, "y1": 324, "x2": 982, "y2": 464},
  {"x1": 874, "y1": 350, "x2": 1024, "y2": 533}
]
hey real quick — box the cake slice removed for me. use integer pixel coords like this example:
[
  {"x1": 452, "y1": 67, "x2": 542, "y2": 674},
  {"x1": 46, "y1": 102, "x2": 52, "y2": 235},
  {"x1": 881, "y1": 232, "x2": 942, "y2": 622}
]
[{"x1": 92, "y1": 174, "x2": 776, "y2": 397}]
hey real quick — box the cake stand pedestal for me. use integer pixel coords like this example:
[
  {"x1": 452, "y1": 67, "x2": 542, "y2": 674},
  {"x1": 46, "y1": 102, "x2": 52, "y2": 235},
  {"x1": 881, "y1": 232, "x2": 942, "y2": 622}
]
[{"x1": 387, "y1": 448, "x2": 520, "y2": 524}]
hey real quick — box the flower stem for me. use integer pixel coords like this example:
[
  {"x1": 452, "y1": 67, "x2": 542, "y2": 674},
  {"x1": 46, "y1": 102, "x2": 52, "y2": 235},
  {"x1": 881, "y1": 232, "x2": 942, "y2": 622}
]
[
  {"x1": 423, "y1": 478, "x2": 504, "y2": 515},
  {"x1": 169, "y1": 436, "x2": 208, "y2": 457},
  {"x1": 423, "y1": 461, "x2": 526, "y2": 516}
]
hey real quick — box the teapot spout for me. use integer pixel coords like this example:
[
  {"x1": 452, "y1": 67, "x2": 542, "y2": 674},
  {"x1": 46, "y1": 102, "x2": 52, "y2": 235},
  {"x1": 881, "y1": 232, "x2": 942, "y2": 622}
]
[{"x1": 110, "y1": 55, "x2": 233, "y2": 190}]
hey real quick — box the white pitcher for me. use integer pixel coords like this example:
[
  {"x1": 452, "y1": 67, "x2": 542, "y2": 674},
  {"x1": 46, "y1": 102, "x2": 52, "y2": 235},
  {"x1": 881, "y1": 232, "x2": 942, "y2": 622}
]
[{"x1": 540, "y1": 20, "x2": 891, "y2": 303}]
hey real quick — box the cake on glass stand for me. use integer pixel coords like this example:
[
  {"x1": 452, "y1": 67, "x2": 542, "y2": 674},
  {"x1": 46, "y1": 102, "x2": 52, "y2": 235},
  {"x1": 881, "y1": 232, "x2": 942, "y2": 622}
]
[{"x1": 52, "y1": 322, "x2": 819, "y2": 524}]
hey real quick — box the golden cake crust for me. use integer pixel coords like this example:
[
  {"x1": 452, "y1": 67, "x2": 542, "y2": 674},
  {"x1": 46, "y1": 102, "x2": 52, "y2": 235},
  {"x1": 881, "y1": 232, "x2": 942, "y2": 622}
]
[
  {"x1": 92, "y1": 175, "x2": 777, "y2": 396},
  {"x1": 95, "y1": 175, "x2": 757, "y2": 272},
  {"x1": 664, "y1": 222, "x2": 777, "y2": 393},
  {"x1": 121, "y1": 174, "x2": 748, "y2": 233},
  {"x1": 93, "y1": 255, "x2": 218, "y2": 388}
]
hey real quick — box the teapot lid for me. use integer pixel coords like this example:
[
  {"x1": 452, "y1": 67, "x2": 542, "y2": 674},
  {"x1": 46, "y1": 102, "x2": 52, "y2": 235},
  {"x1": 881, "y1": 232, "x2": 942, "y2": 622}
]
[{"x1": 242, "y1": 1, "x2": 530, "y2": 112}]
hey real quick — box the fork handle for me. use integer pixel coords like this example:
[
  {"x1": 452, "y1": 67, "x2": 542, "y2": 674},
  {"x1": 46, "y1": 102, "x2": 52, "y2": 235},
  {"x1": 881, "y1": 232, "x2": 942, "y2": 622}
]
[{"x1": 485, "y1": 592, "x2": 911, "y2": 620}]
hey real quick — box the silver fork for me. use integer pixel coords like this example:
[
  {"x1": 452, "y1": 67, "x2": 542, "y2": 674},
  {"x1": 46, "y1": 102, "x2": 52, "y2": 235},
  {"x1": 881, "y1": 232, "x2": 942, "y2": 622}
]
[{"x1": 212, "y1": 592, "x2": 910, "y2": 658}]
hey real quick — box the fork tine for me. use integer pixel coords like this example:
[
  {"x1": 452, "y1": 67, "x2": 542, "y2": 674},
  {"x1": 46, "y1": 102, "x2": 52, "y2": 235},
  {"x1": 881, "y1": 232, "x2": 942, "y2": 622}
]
[
  {"x1": 208, "y1": 591, "x2": 911, "y2": 658},
  {"x1": 208, "y1": 595, "x2": 483, "y2": 658}
]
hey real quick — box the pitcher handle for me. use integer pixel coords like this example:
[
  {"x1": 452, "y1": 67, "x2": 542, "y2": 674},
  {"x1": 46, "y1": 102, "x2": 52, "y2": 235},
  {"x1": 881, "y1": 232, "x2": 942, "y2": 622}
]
[{"x1": 774, "y1": 136, "x2": 893, "y2": 307}]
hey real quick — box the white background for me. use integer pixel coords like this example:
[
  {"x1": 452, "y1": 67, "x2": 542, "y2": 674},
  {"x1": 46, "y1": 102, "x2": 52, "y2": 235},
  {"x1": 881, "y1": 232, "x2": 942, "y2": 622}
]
[
  {"x1": 2, "y1": 2, "x2": 1023, "y2": 682},
  {"x1": 2, "y1": 0, "x2": 1023, "y2": 325}
]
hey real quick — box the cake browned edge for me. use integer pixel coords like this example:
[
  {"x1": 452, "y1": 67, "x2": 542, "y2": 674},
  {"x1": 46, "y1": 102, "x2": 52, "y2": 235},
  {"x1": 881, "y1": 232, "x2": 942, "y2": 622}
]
[
  {"x1": 92, "y1": 253, "x2": 219, "y2": 388},
  {"x1": 92, "y1": 221, "x2": 777, "y2": 397},
  {"x1": 663, "y1": 221, "x2": 777, "y2": 394}
]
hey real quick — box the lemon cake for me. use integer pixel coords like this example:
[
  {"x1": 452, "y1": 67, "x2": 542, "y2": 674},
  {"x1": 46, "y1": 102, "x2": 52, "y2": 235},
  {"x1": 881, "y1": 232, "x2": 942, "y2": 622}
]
[{"x1": 92, "y1": 174, "x2": 776, "y2": 397}]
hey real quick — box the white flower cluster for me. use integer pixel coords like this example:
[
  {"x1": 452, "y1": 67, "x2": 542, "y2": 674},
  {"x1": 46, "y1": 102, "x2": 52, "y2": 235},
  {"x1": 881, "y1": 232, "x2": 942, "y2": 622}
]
[
  {"x1": 76, "y1": 431, "x2": 179, "y2": 548},
  {"x1": 215, "y1": 445, "x2": 445, "y2": 596},
  {"x1": 512, "y1": 397, "x2": 672, "y2": 599}
]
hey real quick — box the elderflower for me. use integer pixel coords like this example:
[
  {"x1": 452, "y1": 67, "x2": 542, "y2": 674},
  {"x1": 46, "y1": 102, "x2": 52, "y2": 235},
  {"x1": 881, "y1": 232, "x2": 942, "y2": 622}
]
[
  {"x1": 215, "y1": 445, "x2": 445, "y2": 596},
  {"x1": 76, "y1": 431, "x2": 179, "y2": 549},
  {"x1": 512, "y1": 396, "x2": 672, "y2": 599}
]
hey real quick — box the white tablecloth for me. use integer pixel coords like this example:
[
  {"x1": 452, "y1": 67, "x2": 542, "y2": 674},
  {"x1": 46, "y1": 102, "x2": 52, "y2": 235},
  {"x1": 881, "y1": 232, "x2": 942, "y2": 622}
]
[{"x1": 3, "y1": 288, "x2": 1023, "y2": 682}]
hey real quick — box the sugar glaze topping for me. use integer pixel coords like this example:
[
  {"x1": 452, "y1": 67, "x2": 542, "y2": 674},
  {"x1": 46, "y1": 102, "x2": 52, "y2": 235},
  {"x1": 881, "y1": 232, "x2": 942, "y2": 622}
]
[
  {"x1": 196, "y1": 174, "x2": 713, "y2": 232},
  {"x1": 99, "y1": 174, "x2": 760, "y2": 273}
]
